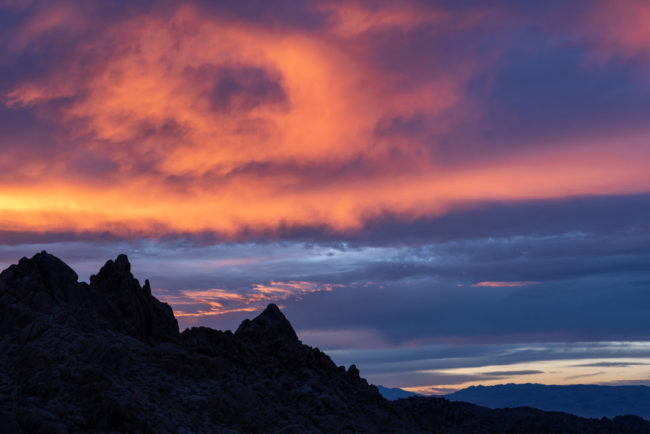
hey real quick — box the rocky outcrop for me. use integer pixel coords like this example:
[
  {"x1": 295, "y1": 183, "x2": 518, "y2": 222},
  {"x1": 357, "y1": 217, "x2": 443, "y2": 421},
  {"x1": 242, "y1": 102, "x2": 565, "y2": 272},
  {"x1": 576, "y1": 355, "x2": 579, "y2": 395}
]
[
  {"x1": 89, "y1": 254, "x2": 179, "y2": 341},
  {"x1": 0, "y1": 252, "x2": 410, "y2": 433},
  {"x1": 235, "y1": 303, "x2": 298, "y2": 342},
  {"x1": 0, "y1": 251, "x2": 178, "y2": 343},
  {"x1": 0, "y1": 251, "x2": 86, "y2": 315},
  {"x1": 0, "y1": 252, "x2": 648, "y2": 433}
]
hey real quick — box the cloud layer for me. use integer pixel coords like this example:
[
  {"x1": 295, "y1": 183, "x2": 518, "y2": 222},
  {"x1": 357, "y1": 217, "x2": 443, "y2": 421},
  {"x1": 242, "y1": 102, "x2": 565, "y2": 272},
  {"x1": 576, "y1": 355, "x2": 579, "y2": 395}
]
[
  {"x1": 2, "y1": 0, "x2": 650, "y2": 392},
  {"x1": 3, "y1": 0, "x2": 650, "y2": 237}
]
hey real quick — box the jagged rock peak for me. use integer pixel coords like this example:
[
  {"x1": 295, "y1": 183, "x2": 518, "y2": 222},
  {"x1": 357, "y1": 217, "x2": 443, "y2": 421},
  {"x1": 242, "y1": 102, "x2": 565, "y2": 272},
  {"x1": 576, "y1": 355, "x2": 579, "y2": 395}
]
[
  {"x1": 235, "y1": 303, "x2": 298, "y2": 342},
  {"x1": 114, "y1": 253, "x2": 131, "y2": 272},
  {"x1": 347, "y1": 364, "x2": 361, "y2": 380},
  {"x1": 88, "y1": 254, "x2": 179, "y2": 341},
  {"x1": 261, "y1": 302, "x2": 283, "y2": 318},
  {"x1": 91, "y1": 254, "x2": 133, "y2": 286}
]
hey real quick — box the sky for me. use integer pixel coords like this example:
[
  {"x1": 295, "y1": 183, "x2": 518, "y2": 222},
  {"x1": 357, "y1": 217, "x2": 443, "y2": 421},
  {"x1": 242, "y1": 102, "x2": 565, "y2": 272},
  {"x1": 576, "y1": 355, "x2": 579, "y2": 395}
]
[{"x1": 1, "y1": 0, "x2": 650, "y2": 394}]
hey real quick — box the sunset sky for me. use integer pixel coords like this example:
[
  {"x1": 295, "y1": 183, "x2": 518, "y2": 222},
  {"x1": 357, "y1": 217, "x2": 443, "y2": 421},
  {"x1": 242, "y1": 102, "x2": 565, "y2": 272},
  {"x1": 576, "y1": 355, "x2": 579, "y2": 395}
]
[{"x1": 2, "y1": 0, "x2": 650, "y2": 394}]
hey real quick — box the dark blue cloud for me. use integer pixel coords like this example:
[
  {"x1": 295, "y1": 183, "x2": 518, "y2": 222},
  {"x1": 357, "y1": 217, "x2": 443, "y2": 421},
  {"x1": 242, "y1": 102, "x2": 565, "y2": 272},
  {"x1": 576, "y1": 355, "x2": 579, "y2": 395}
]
[
  {"x1": 352, "y1": 1, "x2": 650, "y2": 164},
  {"x1": 472, "y1": 38, "x2": 650, "y2": 149}
]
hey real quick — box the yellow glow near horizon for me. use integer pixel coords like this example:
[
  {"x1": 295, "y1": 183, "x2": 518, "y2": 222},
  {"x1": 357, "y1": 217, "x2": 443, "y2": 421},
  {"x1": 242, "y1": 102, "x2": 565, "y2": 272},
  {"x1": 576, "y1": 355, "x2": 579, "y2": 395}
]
[{"x1": 404, "y1": 357, "x2": 650, "y2": 395}]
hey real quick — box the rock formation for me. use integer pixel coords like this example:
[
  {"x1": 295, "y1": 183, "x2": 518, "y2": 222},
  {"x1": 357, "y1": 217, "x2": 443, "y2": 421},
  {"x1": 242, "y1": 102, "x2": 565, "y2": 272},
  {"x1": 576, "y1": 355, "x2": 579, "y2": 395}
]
[{"x1": 0, "y1": 252, "x2": 648, "y2": 433}]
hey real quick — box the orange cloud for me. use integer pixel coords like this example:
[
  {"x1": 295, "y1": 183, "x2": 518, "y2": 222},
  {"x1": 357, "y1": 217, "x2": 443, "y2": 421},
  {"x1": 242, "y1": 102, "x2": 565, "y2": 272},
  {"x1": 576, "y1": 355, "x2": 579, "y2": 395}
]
[
  {"x1": 0, "y1": 129, "x2": 649, "y2": 236},
  {"x1": 2, "y1": 2, "x2": 650, "y2": 238},
  {"x1": 49, "y1": 5, "x2": 387, "y2": 175}
]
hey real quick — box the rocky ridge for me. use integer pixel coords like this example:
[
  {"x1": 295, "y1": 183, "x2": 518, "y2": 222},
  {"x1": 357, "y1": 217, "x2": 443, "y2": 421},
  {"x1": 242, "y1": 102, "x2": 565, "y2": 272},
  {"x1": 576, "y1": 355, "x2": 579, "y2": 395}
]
[{"x1": 0, "y1": 252, "x2": 649, "y2": 433}]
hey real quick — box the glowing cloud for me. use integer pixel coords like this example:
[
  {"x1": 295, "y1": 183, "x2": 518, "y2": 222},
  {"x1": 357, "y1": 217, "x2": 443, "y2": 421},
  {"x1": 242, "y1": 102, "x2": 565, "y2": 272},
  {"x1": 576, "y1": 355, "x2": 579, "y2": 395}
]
[
  {"x1": 2, "y1": 1, "x2": 650, "y2": 238},
  {"x1": 159, "y1": 280, "x2": 341, "y2": 321}
]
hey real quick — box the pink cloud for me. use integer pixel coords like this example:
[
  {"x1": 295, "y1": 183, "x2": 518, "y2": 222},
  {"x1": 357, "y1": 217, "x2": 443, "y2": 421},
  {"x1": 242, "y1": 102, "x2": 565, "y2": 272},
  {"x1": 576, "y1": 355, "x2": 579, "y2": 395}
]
[
  {"x1": 473, "y1": 281, "x2": 541, "y2": 288},
  {"x1": 158, "y1": 280, "x2": 342, "y2": 320}
]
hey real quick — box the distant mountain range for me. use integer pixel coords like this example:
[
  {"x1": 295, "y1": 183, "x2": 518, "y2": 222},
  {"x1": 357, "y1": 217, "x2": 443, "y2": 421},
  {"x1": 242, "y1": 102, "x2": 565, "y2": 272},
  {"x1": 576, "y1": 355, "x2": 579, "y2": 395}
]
[
  {"x1": 376, "y1": 385, "x2": 422, "y2": 400},
  {"x1": 2, "y1": 251, "x2": 649, "y2": 433},
  {"x1": 446, "y1": 384, "x2": 650, "y2": 420}
]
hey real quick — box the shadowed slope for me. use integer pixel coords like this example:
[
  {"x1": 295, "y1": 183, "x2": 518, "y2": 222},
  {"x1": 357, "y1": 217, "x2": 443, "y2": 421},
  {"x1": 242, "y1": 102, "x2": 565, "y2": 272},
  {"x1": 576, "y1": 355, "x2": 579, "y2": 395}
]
[{"x1": 0, "y1": 252, "x2": 411, "y2": 433}]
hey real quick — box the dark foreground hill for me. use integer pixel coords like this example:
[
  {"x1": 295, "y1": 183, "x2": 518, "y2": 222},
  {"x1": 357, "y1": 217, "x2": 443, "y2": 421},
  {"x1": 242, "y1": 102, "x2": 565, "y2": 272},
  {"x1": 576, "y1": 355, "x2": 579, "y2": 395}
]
[
  {"x1": 446, "y1": 384, "x2": 650, "y2": 420},
  {"x1": 1, "y1": 252, "x2": 649, "y2": 433}
]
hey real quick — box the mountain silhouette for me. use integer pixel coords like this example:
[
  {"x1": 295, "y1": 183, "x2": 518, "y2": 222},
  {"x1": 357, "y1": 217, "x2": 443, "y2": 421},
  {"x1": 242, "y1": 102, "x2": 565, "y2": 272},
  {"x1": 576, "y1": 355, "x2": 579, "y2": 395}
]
[{"x1": 1, "y1": 252, "x2": 649, "y2": 433}]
